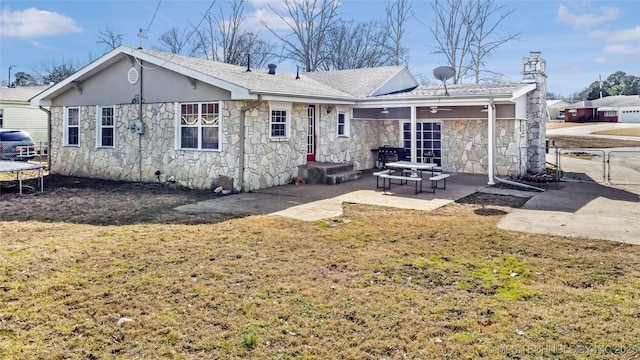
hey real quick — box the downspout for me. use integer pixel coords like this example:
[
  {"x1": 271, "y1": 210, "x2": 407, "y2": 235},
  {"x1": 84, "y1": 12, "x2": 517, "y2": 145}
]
[
  {"x1": 138, "y1": 60, "x2": 143, "y2": 182},
  {"x1": 489, "y1": 99, "x2": 544, "y2": 192},
  {"x1": 487, "y1": 99, "x2": 496, "y2": 185},
  {"x1": 239, "y1": 95, "x2": 264, "y2": 192},
  {"x1": 38, "y1": 106, "x2": 52, "y2": 170}
]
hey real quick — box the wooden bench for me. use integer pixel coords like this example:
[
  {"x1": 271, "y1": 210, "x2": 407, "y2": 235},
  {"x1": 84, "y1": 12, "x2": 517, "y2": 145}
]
[
  {"x1": 379, "y1": 173, "x2": 429, "y2": 194},
  {"x1": 429, "y1": 173, "x2": 450, "y2": 190}
]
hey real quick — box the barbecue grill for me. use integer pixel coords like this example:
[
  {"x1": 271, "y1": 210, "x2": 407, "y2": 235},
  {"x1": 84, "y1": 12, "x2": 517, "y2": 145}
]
[{"x1": 372, "y1": 146, "x2": 406, "y2": 169}]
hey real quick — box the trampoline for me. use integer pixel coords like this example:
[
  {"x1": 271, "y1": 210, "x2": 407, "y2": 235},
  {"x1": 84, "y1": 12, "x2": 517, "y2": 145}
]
[{"x1": 0, "y1": 161, "x2": 44, "y2": 194}]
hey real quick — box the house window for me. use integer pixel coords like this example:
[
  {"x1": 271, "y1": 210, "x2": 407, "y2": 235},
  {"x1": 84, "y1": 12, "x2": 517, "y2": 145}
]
[
  {"x1": 269, "y1": 102, "x2": 291, "y2": 140},
  {"x1": 403, "y1": 121, "x2": 441, "y2": 165},
  {"x1": 98, "y1": 106, "x2": 115, "y2": 147},
  {"x1": 65, "y1": 107, "x2": 79, "y2": 146},
  {"x1": 337, "y1": 111, "x2": 350, "y2": 137},
  {"x1": 0, "y1": 109, "x2": 3, "y2": 128},
  {"x1": 603, "y1": 110, "x2": 616, "y2": 117},
  {"x1": 179, "y1": 102, "x2": 220, "y2": 150}
]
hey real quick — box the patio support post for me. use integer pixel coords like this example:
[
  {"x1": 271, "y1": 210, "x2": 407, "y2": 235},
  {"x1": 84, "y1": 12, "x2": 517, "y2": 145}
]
[
  {"x1": 487, "y1": 100, "x2": 496, "y2": 185},
  {"x1": 410, "y1": 106, "x2": 417, "y2": 162}
]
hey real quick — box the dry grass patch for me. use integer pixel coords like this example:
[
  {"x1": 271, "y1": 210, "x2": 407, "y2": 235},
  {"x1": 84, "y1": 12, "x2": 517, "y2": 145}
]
[
  {"x1": 546, "y1": 122, "x2": 595, "y2": 130},
  {"x1": 547, "y1": 135, "x2": 640, "y2": 148},
  {"x1": 2, "y1": 200, "x2": 640, "y2": 359},
  {"x1": 592, "y1": 127, "x2": 640, "y2": 137}
]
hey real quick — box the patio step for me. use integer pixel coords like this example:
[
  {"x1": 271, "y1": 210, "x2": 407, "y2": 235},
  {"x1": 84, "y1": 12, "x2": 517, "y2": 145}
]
[
  {"x1": 326, "y1": 170, "x2": 363, "y2": 185},
  {"x1": 299, "y1": 162, "x2": 361, "y2": 185}
]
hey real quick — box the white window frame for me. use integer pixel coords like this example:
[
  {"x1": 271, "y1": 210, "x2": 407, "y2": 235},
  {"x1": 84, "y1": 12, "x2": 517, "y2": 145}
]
[
  {"x1": 0, "y1": 108, "x2": 4, "y2": 128},
  {"x1": 97, "y1": 105, "x2": 116, "y2": 148},
  {"x1": 336, "y1": 107, "x2": 350, "y2": 137},
  {"x1": 268, "y1": 101, "x2": 292, "y2": 141},
  {"x1": 64, "y1": 106, "x2": 80, "y2": 147},
  {"x1": 175, "y1": 101, "x2": 222, "y2": 151}
]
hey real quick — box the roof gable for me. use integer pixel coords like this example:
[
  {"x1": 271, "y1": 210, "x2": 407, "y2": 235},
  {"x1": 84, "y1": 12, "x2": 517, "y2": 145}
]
[{"x1": 305, "y1": 66, "x2": 418, "y2": 97}]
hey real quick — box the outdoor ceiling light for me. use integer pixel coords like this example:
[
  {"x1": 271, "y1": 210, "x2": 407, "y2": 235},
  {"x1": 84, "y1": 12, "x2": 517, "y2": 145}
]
[{"x1": 380, "y1": 107, "x2": 390, "y2": 114}]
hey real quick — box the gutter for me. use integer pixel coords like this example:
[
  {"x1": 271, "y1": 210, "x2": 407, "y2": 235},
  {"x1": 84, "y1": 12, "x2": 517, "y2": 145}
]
[
  {"x1": 239, "y1": 95, "x2": 264, "y2": 192},
  {"x1": 38, "y1": 106, "x2": 52, "y2": 171}
]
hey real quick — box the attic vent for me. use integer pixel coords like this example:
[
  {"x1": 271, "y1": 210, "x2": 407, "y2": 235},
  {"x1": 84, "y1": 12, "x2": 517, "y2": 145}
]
[
  {"x1": 127, "y1": 68, "x2": 140, "y2": 85},
  {"x1": 268, "y1": 64, "x2": 277, "y2": 75}
]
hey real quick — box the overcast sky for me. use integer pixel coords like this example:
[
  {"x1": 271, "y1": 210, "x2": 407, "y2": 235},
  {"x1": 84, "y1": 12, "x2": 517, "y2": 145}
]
[{"x1": 1, "y1": 0, "x2": 639, "y2": 96}]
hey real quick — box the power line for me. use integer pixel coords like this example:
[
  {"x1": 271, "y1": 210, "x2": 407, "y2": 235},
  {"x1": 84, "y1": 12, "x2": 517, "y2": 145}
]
[{"x1": 143, "y1": 0, "x2": 162, "y2": 37}]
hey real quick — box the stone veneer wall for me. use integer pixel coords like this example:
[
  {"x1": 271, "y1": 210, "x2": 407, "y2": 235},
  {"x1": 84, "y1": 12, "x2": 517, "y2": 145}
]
[
  {"x1": 440, "y1": 119, "x2": 525, "y2": 176},
  {"x1": 50, "y1": 103, "x2": 243, "y2": 190},
  {"x1": 49, "y1": 101, "x2": 313, "y2": 192},
  {"x1": 315, "y1": 105, "x2": 399, "y2": 170},
  {"x1": 242, "y1": 102, "x2": 307, "y2": 191}
]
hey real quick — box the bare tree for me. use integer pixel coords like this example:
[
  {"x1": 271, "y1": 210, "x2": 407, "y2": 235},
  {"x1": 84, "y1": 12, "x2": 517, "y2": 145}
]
[
  {"x1": 429, "y1": 0, "x2": 476, "y2": 84},
  {"x1": 33, "y1": 58, "x2": 81, "y2": 84},
  {"x1": 325, "y1": 20, "x2": 393, "y2": 70},
  {"x1": 429, "y1": 0, "x2": 519, "y2": 84},
  {"x1": 96, "y1": 26, "x2": 124, "y2": 52},
  {"x1": 213, "y1": 0, "x2": 274, "y2": 66},
  {"x1": 468, "y1": 0, "x2": 519, "y2": 83},
  {"x1": 157, "y1": 27, "x2": 204, "y2": 56},
  {"x1": 182, "y1": 0, "x2": 273, "y2": 67},
  {"x1": 264, "y1": 0, "x2": 341, "y2": 72},
  {"x1": 385, "y1": 0, "x2": 412, "y2": 66}
]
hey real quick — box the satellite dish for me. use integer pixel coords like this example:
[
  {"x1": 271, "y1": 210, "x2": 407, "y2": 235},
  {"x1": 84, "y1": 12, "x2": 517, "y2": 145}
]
[
  {"x1": 433, "y1": 66, "x2": 455, "y2": 96},
  {"x1": 433, "y1": 66, "x2": 455, "y2": 81}
]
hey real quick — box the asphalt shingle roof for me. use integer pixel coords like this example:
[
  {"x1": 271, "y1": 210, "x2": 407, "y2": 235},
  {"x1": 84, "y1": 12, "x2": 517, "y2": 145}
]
[
  {"x1": 305, "y1": 66, "x2": 409, "y2": 97},
  {"x1": 567, "y1": 95, "x2": 640, "y2": 109},
  {"x1": 0, "y1": 86, "x2": 50, "y2": 102},
  {"x1": 374, "y1": 82, "x2": 533, "y2": 99},
  {"x1": 138, "y1": 49, "x2": 356, "y2": 99}
]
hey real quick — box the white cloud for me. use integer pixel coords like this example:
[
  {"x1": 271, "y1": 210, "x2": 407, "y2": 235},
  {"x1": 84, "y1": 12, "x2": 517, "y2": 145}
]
[
  {"x1": 593, "y1": 56, "x2": 610, "y2": 65},
  {"x1": 608, "y1": 26, "x2": 640, "y2": 42},
  {"x1": 556, "y1": 5, "x2": 620, "y2": 30},
  {"x1": 603, "y1": 44, "x2": 640, "y2": 55},
  {"x1": 0, "y1": 7, "x2": 82, "y2": 38},
  {"x1": 247, "y1": 8, "x2": 291, "y2": 31},
  {"x1": 588, "y1": 30, "x2": 607, "y2": 39}
]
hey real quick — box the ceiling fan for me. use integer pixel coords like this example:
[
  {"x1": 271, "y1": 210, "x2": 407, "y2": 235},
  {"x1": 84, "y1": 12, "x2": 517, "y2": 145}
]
[{"x1": 423, "y1": 106, "x2": 451, "y2": 114}]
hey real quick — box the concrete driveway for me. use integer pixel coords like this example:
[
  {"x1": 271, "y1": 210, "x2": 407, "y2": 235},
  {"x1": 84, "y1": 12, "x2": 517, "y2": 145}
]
[
  {"x1": 499, "y1": 122, "x2": 640, "y2": 244},
  {"x1": 498, "y1": 182, "x2": 640, "y2": 245}
]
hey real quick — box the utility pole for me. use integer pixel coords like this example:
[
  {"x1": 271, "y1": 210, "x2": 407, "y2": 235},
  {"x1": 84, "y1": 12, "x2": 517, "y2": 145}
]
[
  {"x1": 8, "y1": 65, "x2": 16, "y2": 87},
  {"x1": 599, "y1": 74, "x2": 603, "y2": 99}
]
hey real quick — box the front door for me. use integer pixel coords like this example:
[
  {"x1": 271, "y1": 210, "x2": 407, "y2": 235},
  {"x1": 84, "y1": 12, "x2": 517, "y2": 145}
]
[{"x1": 307, "y1": 105, "x2": 316, "y2": 162}]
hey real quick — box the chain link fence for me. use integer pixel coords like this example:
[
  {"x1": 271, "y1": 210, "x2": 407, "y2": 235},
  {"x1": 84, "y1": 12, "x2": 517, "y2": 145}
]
[{"x1": 544, "y1": 146, "x2": 640, "y2": 185}]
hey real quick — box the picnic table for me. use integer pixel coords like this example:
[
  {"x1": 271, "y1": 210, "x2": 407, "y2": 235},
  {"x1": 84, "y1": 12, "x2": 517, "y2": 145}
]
[{"x1": 375, "y1": 161, "x2": 449, "y2": 194}]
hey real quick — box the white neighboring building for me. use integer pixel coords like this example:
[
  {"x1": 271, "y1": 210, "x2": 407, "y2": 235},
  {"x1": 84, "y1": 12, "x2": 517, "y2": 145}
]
[
  {"x1": 0, "y1": 85, "x2": 50, "y2": 144},
  {"x1": 546, "y1": 99, "x2": 570, "y2": 121}
]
